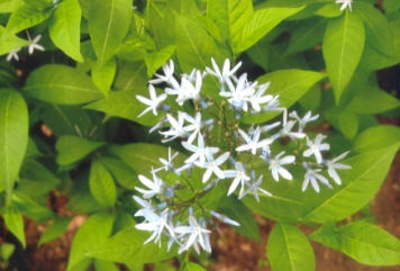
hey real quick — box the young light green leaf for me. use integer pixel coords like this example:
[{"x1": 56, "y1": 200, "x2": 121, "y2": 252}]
[
  {"x1": 56, "y1": 135, "x2": 105, "y2": 165},
  {"x1": 310, "y1": 221, "x2": 400, "y2": 266},
  {"x1": 144, "y1": 45, "x2": 176, "y2": 77},
  {"x1": 242, "y1": 70, "x2": 325, "y2": 124},
  {"x1": 354, "y1": 125, "x2": 400, "y2": 153},
  {"x1": 302, "y1": 144, "x2": 400, "y2": 223},
  {"x1": 267, "y1": 223, "x2": 315, "y2": 271},
  {"x1": 49, "y1": 0, "x2": 83, "y2": 62},
  {"x1": 89, "y1": 160, "x2": 117, "y2": 208},
  {"x1": 94, "y1": 260, "x2": 120, "y2": 271},
  {"x1": 0, "y1": 90, "x2": 28, "y2": 200},
  {"x1": 232, "y1": 6, "x2": 303, "y2": 53},
  {"x1": 323, "y1": 12, "x2": 365, "y2": 103},
  {"x1": 67, "y1": 212, "x2": 114, "y2": 271},
  {"x1": 87, "y1": 228, "x2": 176, "y2": 266},
  {"x1": 12, "y1": 192, "x2": 54, "y2": 223},
  {"x1": 3, "y1": 205, "x2": 26, "y2": 248},
  {"x1": 183, "y1": 262, "x2": 207, "y2": 271},
  {"x1": 38, "y1": 217, "x2": 71, "y2": 246},
  {"x1": 0, "y1": 26, "x2": 29, "y2": 56},
  {"x1": 348, "y1": 86, "x2": 400, "y2": 114},
  {"x1": 6, "y1": 3, "x2": 52, "y2": 33},
  {"x1": 89, "y1": 0, "x2": 132, "y2": 66},
  {"x1": 337, "y1": 110, "x2": 358, "y2": 140},
  {"x1": 24, "y1": 64, "x2": 104, "y2": 105},
  {"x1": 0, "y1": 0, "x2": 23, "y2": 13},
  {"x1": 91, "y1": 58, "x2": 117, "y2": 95}
]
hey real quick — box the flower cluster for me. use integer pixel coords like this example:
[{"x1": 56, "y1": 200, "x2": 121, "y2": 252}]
[
  {"x1": 6, "y1": 33, "x2": 44, "y2": 62},
  {"x1": 133, "y1": 58, "x2": 351, "y2": 254}
]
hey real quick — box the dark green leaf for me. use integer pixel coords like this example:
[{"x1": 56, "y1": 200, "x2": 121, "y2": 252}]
[
  {"x1": 56, "y1": 135, "x2": 105, "y2": 165},
  {"x1": 89, "y1": 160, "x2": 117, "y2": 208}
]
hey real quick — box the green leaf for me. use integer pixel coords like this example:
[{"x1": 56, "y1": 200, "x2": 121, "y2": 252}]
[
  {"x1": 354, "y1": 125, "x2": 400, "y2": 153},
  {"x1": 91, "y1": 58, "x2": 117, "y2": 95},
  {"x1": 219, "y1": 197, "x2": 261, "y2": 241},
  {"x1": 267, "y1": 223, "x2": 315, "y2": 271},
  {"x1": 286, "y1": 17, "x2": 327, "y2": 55},
  {"x1": 12, "y1": 192, "x2": 54, "y2": 223},
  {"x1": 144, "y1": 45, "x2": 176, "y2": 77},
  {"x1": 67, "y1": 212, "x2": 114, "y2": 271},
  {"x1": 348, "y1": 86, "x2": 400, "y2": 114},
  {"x1": 0, "y1": 26, "x2": 29, "y2": 56},
  {"x1": 0, "y1": 90, "x2": 28, "y2": 200},
  {"x1": 99, "y1": 157, "x2": 138, "y2": 190},
  {"x1": 3, "y1": 205, "x2": 26, "y2": 248},
  {"x1": 89, "y1": 160, "x2": 117, "y2": 208},
  {"x1": 87, "y1": 228, "x2": 176, "y2": 266},
  {"x1": 242, "y1": 70, "x2": 325, "y2": 124},
  {"x1": 24, "y1": 64, "x2": 104, "y2": 105},
  {"x1": 49, "y1": 0, "x2": 83, "y2": 62},
  {"x1": 310, "y1": 221, "x2": 400, "y2": 266},
  {"x1": 323, "y1": 12, "x2": 365, "y2": 103},
  {"x1": 301, "y1": 144, "x2": 400, "y2": 223},
  {"x1": 89, "y1": 0, "x2": 132, "y2": 66},
  {"x1": 38, "y1": 217, "x2": 71, "y2": 246},
  {"x1": 232, "y1": 6, "x2": 303, "y2": 53},
  {"x1": 0, "y1": 0, "x2": 23, "y2": 13},
  {"x1": 183, "y1": 262, "x2": 207, "y2": 271},
  {"x1": 175, "y1": 15, "x2": 224, "y2": 73},
  {"x1": 207, "y1": 0, "x2": 253, "y2": 43},
  {"x1": 337, "y1": 110, "x2": 358, "y2": 140},
  {"x1": 94, "y1": 260, "x2": 120, "y2": 271},
  {"x1": 56, "y1": 135, "x2": 105, "y2": 165},
  {"x1": 6, "y1": 3, "x2": 52, "y2": 33}
]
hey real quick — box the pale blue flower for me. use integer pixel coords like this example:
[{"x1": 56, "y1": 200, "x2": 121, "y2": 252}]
[
  {"x1": 175, "y1": 216, "x2": 212, "y2": 254},
  {"x1": 236, "y1": 127, "x2": 273, "y2": 155},
  {"x1": 136, "y1": 85, "x2": 167, "y2": 117},
  {"x1": 303, "y1": 134, "x2": 330, "y2": 164},
  {"x1": 268, "y1": 152, "x2": 296, "y2": 181},
  {"x1": 195, "y1": 150, "x2": 230, "y2": 183},
  {"x1": 224, "y1": 162, "x2": 251, "y2": 196},
  {"x1": 135, "y1": 172, "x2": 164, "y2": 199},
  {"x1": 326, "y1": 151, "x2": 351, "y2": 185}
]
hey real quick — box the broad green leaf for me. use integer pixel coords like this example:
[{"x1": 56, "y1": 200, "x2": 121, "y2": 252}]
[
  {"x1": 56, "y1": 135, "x2": 105, "y2": 165},
  {"x1": 348, "y1": 86, "x2": 400, "y2": 114},
  {"x1": 87, "y1": 228, "x2": 176, "y2": 266},
  {"x1": 0, "y1": 26, "x2": 29, "y2": 56},
  {"x1": 12, "y1": 192, "x2": 54, "y2": 223},
  {"x1": 91, "y1": 58, "x2": 117, "y2": 94},
  {"x1": 144, "y1": 45, "x2": 176, "y2": 77},
  {"x1": 242, "y1": 70, "x2": 325, "y2": 124},
  {"x1": 3, "y1": 205, "x2": 26, "y2": 248},
  {"x1": 323, "y1": 12, "x2": 365, "y2": 103},
  {"x1": 337, "y1": 110, "x2": 358, "y2": 140},
  {"x1": 219, "y1": 197, "x2": 261, "y2": 241},
  {"x1": 84, "y1": 89, "x2": 160, "y2": 126},
  {"x1": 18, "y1": 159, "x2": 61, "y2": 197},
  {"x1": 310, "y1": 221, "x2": 400, "y2": 266},
  {"x1": 89, "y1": 0, "x2": 132, "y2": 66},
  {"x1": 6, "y1": 3, "x2": 52, "y2": 33},
  {"x1": 354, "y1": 125, "x2": 400, "y2": 153},
  {"x1": 267, "y1": 223, "x2": 315, "y2": 271},
  {"x1": 38, "y1": 217, "x2": 71, "y2": 246},
  {"x1": 356, "y1": 2, "x2": 393, "y2": 55},
  {"x1": 0, "y1": 0, "x2": 23, "y2": 13},
  {"x1": 286, "y1": 17, "x2": 327, "y2": 55},
  {"x1": 94, "y1": 260, "x2": 119, "y2": 271},
  {"x1": 207, "y1": 0, "x2": 253, "y2": 43},
  {"x1": 175, "y1": 15, "x2": 224, "y2": 73},
  {"x1": 99, "y1": 157, "x2": 138, "y2": 190},
  {"x1": 49, "y1": 0, "x2": 83, "y2": 62},
  {"x1": 232, "y1": 6, "x2": 303, "y2": 53},
  {"x1": 0, "y1": 90, "x2": 28, "y2": 200},
  {"x1": 67, "y1": 212, "x2": 114, "y2": 271},
  {"x1": 89, "y1": 160, "x2": 117, "y2": 208},
  {"x1": 183, "y1": 262, "x2": 207, "y2": 271},
  {"x1": 301, "y1": 144, "x2": 400, "y2": 223},
  {"x1": 383, "y1": 0, "x2": 400, "y2": 12},
  {"x1": 24, "y1": 64, "x2": 104, "y2": 105},
  {"x1": 114, "y1": 61, "x2": 147, "y2": 92}
]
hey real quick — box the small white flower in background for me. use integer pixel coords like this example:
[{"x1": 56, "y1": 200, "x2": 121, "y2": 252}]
[
  {"x1": 133, "y1": 196, "x2": 158, "y2": 221},
  {"x1": 6, "y1": 47, "x2": 21, "y2": 61},
  {"x1": 183, "y1": 112, "x2": 213, "y2": 144},
  {"x1": 220, "y1": 73, "x2": 254, "y2": 112},
  {"x1": 135, "y1": 209, "x2": 173, "y2": 246},
  {"x1": 160, "y1": 112, "x2": 188, "y2": 142},
  {"x1": 278, "y1": 109, "x2": 306, "y2": 139},
  {"x1": 303, "y1": 134, "x2": 330, "y2": 164},
  {"x1": 326, "y1": 151, "x2": 351, "y2": 185},
  {"x1": 302, "y1": 163, "x2": 332, "y2": 193},
  {"x1": 135, "y1": 172, "x2": 164, "y2": 199},
  {"x1": 150, "y1": 60, "x2": 180, "y2": 89},
  {"x1": 249, "y1": 82, "x2": 274, "y2": 112},
  {"x1": 195, "y1": 150, "x2": 230, "y2": 183},
  {"x1": 210, "y1": 211, "x2": 240, "y2": 227},
  {"x1": 28, "y1": 34, "x2": 45, "y2": 54},
  {"x1": 152, "y1": 147, "x2": 179, "y2": 173},
  {"x1": 239, "y1": 171, "x2": 272, "y2": 202},
  {"x1": 268, "y1": 152, "x2": 296, "y2": 181},
  {"x1": 336, "y1": 0, "x2": 353, "y2": 11},
  {"x1": 236, "y1": 126, "x2": 273, "y2": 155},
  {"x1": 182, "y1": 133, "x2": 219, "y2": 166},
  {"x1": 224, "y1": 162, "x2": 251, "y2": 196},
  {"x1": 289, "y1": 111, "x2": 319, "y2": 133},
  {"x1": 175, "y1": 216, "x2": 212, "y2": 254},
  {"x1": 169, "y1": 71, "x2": 202, "y2": 105},
  {"x1": 206, "y1": 57, "x2": 242, "y2": 86},
  {"x1": 136, "y1": 85, "x2": 167, "y2": 117}
]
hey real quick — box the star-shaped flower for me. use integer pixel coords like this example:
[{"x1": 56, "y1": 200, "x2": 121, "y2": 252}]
[
  {"x1": 239, "y1": 171, "x2": 272, "y2": 202},
  {"x1": 268, "y1": 152, "x2": 296, "y2": 181},
  {"x1": 336, "y1": 0, "x2": 353, "y2": 11},
  {"x1": 326, "y1": 151, "x2": 351, "y2": 185},
  {"x1": 224, "y1": 162, "x2": 251, "y2": 196},
  {"x1": 182, "y1": 133, "x2": 219, "y2": 166},
  {"x1": 28, "y1": 34, "x2": 45, "y2": 54},
  {"x1": 136, "y1": 85, "x2": 167, "y2": 117},
  {"x1": 135, "y1": 172, "x2": 164, "y2": 199},
  {"x1": 175, "y1": 216, "x2": 212, "y2": 254},
  {"x1": 302, "y1": 164, "x2": 332, "y2": 193},
  {"x1": 195, "y1": 150, "x2": 230, "y2": 183},
  {"x1": 6, "y1": 47, "x2": 21, "y2": 61},
  {"x1": 236, "y1": 127, "x2": 273, "y2": 155},
  {"x1": 206, "y1": 57, "x2": 241, "y2": 85},
  {"x1": 303, "y1": 134, "x2": 330, "y2": 164},
  {"x1": 289, "y1": 110, "x2": 319, "y2": 133}
]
